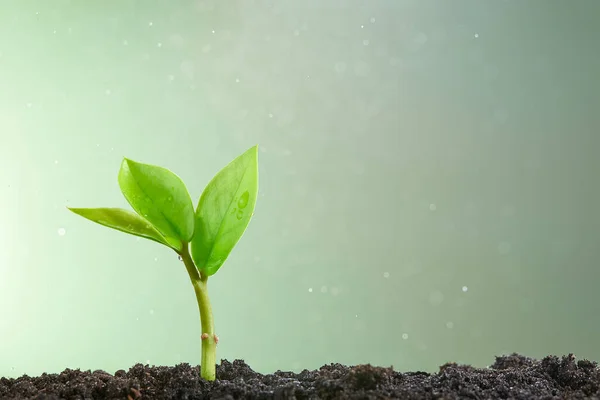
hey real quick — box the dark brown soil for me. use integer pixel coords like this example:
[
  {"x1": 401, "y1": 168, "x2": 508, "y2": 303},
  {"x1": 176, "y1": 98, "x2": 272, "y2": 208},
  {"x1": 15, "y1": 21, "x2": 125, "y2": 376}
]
[{"x1": 1, "y1": 353, "x2": 599, "y2": 399}]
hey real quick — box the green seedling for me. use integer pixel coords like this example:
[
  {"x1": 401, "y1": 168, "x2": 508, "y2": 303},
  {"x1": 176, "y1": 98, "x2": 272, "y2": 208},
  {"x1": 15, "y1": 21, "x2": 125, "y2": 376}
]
[{"x1": 68, "y1": 145, "x2": 259, "y2": 381}]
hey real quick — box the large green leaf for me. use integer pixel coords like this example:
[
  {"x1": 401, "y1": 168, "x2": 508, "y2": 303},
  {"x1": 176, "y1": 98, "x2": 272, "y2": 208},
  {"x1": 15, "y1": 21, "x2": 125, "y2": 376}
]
[
  {"x1": 118, "y1": 158, "x2": 195, "y2": 251},
  {"x1": 191, "y1": 145, "x2": 259, "y2": 276},
  {"x1": 67, "y1": 207, "x2": 178, "y2": 249}
]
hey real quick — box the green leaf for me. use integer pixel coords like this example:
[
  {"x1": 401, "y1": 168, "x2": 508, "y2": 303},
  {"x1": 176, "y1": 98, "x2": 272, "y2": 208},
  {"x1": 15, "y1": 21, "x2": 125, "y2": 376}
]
[
  {"x1": 67, "y1": 207, "x2": 177, "y2": 248},
  {"x1": 118, "y1": 158, "x2": 195, "y2": 251},
  {"x1": 191, "y1": 145, "x2": 259, "y2": 276}
]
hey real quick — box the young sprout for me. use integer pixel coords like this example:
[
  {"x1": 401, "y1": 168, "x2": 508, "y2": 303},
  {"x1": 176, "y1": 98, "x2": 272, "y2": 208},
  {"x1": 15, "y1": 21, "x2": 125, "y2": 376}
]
[{"x1": 68, "y1": 145, "x2": 259, "y2": 381}]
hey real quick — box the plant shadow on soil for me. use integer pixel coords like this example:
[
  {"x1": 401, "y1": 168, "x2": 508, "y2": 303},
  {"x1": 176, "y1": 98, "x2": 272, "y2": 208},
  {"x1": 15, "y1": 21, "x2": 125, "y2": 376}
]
[{"x1": 1, "y1": 353, "x2": 599, "y2": 399}]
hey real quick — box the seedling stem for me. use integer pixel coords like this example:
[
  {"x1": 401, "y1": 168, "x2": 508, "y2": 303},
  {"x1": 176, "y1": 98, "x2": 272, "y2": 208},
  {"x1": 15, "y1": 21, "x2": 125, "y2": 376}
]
[{"x1": 179, "y1": 243, "x2": 217, "y2": 381}]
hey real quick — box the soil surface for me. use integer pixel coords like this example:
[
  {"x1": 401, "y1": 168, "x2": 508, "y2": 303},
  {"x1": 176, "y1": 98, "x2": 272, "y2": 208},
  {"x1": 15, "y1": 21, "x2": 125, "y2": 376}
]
[{"x1": 1, "y1": 353, "x2": 599, "y2": 399}]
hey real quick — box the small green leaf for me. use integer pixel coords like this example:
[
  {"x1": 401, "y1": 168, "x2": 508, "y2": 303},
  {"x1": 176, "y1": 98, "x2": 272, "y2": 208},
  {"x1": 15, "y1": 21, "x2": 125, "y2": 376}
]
[
  {"x1": 191, "y1": 145, "x2": 259, "y2": 276},
  {"x1": 67, "y1": 207, "x2": 179, "y2": 249},
  {"x1": 118, "y1": 158, "x2": 195, "y2": 251}
]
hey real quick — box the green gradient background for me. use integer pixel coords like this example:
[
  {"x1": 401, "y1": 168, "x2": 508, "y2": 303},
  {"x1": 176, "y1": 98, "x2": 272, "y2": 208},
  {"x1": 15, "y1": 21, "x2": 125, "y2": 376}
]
[{"x1": 1, "y1": 0, "x2": 599, "y2": 378}]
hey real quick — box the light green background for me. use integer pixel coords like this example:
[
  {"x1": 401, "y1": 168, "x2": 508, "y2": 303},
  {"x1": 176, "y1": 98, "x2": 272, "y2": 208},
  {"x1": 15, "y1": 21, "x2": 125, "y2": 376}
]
[{"x1": 1, "y1": 1, "x2": 599, "y2": 378}]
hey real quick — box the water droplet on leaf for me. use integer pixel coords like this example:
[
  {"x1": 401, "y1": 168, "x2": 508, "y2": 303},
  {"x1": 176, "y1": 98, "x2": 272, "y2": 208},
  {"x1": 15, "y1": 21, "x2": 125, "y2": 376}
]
[{"x1": 237, "y1": 191, "x2": 250, "y2": 209}]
